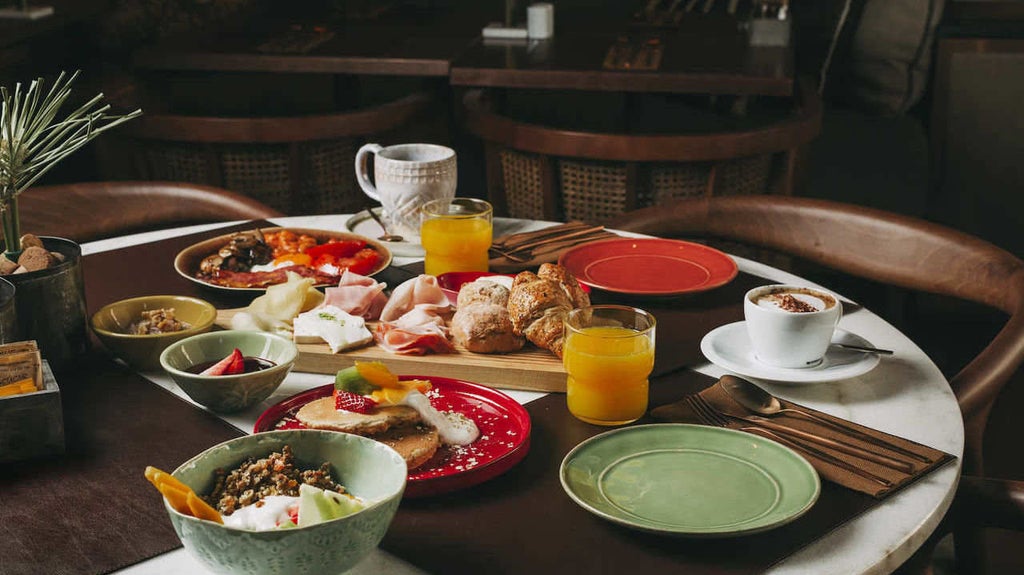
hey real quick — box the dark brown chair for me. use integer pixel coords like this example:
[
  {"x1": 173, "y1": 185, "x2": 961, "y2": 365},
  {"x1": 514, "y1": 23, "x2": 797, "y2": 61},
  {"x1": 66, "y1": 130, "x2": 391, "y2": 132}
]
[
  {"x1": 18, "y1": 181, "x2": 284, "y2": 243},
  {"x1": 462, "y1": 79, "x2": 821, "y2": 223},
  {"x1": 97, "y1": 85, "x2": 435, "y2": 216},
  {"x1": 609, "y1": 195, "x2": 1024, "y2": 574}
]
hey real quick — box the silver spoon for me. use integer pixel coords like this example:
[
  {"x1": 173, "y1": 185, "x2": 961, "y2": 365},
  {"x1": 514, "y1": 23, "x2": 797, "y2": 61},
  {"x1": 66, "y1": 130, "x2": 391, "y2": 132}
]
[
  {"x1": 365, "y1": 208, "x2": 403, "y2": 242},
  {"x1": 833, "y1": 342, "x2": 893, "y2": 355},
  {"x1": 718, "y1": 375, "x2": 933, "y2": 463}
]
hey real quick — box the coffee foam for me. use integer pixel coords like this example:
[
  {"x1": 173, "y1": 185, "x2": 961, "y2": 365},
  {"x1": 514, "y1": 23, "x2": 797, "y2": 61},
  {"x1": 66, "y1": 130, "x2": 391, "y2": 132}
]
[{"x1": 753, "y1": 288, "x2": 835, "y2": 313}]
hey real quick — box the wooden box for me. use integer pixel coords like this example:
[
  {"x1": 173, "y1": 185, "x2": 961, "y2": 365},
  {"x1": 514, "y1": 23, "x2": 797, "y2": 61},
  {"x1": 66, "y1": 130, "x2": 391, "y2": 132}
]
[{"x1": 0, "y1": 360, "x2": 65, "y2": 463}]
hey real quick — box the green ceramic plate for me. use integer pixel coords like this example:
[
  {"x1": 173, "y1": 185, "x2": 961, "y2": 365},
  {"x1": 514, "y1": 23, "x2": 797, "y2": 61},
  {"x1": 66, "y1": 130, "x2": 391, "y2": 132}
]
[{"x1": 559, "y1": 424, "x2": 820, "y2": 537}]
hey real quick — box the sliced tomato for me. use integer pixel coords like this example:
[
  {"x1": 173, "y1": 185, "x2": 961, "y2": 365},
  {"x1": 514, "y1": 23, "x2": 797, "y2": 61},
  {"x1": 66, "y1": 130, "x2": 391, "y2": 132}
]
[
  {"x1": 314, "y1": 247, "x2": 382, "y2": 276},
  {"x1": 305, "y1": 240, "x2": 366, "y2": 261}
]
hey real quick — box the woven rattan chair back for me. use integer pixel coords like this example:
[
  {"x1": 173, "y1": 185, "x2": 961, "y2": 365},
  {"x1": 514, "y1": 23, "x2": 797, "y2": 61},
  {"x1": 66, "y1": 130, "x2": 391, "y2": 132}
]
[
  {"x1": 100, "y1": 91, "x2": 434, "y2": 215},
  {"x1": 464, "y1": 80, "x2": 820, "y2": 223}
]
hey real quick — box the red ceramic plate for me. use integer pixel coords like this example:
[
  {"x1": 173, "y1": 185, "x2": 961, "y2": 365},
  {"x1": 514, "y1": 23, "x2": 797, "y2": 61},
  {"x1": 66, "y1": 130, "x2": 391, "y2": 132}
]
[
  {"x1": 559, "y1": 238, "x2": 738, "y2": 296},
  {"x1": 254, "y1": 376, "x2": 531, "y2": 498}
]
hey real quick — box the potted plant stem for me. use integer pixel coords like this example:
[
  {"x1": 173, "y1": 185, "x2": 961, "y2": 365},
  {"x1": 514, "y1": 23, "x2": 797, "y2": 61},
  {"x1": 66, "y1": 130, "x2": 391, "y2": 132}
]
[{"x1": 0, "y1": 71, "x2": 141, "y2": 368}]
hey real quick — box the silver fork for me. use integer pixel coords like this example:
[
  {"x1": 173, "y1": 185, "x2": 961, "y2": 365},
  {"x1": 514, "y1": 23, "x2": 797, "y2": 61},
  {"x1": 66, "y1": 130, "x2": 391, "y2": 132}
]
[{"x1": 685, "y1": 395, "x2": 895, "y2": 488}]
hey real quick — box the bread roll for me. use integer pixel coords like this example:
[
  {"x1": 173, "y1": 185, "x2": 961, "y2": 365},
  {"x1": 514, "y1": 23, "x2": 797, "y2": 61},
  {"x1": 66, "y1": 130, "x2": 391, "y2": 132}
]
[
  {"x1": 451, "y1": 280, "x2": 524, "y2": 353},
  {"x1": 456, "y1": 279, "x2": 510, "y2": 308},
  {"x1": 452, "y1": 302, "x2": 525, "y2": 353}
]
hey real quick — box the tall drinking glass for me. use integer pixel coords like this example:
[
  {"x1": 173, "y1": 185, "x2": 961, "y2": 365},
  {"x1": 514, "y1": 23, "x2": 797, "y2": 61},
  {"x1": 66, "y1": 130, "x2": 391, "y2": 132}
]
[
  {"x1": 420, "y1": 198, "x2": 493, "y2": 277},
  {"x1": 563, "y1": 305, "x2": 656, "y2": 426}
]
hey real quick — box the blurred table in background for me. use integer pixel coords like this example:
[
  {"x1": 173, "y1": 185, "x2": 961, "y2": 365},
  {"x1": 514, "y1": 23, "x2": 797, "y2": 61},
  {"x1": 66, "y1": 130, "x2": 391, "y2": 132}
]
[
  {"x1": 451, "y1": 7, "x2": 792, "y2": 96},
  {"x1": 132, "y1": 2, "x2": 499, "y2": 78},
  {"x1": 129, "y1": 1, "x2": 792, "y2": 96}
]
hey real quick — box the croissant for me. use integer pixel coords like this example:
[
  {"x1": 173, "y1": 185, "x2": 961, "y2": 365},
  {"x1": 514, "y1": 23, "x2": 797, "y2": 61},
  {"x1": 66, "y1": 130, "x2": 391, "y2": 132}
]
[{"x1": 507, "y1": 264, "x2": 590, "y2": 357}]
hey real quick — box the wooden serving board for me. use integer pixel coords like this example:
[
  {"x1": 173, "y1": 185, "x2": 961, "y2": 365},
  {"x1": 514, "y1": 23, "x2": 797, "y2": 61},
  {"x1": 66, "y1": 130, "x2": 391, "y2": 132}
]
[{"x1": 216, "y1": 309, "x2": 567, "y2": 393}]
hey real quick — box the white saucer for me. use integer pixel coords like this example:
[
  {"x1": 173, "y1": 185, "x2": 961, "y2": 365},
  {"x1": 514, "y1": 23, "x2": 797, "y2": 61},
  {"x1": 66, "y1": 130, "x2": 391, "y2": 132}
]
[
  {"x1": 700, "y1": 321, "x2": 881, "y2": 384},
  {"x1": 345, "y1": 208, "x2": 425, "y2": 257}
]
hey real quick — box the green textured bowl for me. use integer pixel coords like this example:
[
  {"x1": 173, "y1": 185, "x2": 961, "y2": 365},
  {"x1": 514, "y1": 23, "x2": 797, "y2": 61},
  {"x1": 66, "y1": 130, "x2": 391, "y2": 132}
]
[
  {"x1": 168, "y1": 430, "x2": 407, "y2": 575},
  {"x1": 91, "y1": 295, "x2": 217, "y2": 370},
  {"x1": 160, "y1": 330, "x2": 297, "y2": 413}
]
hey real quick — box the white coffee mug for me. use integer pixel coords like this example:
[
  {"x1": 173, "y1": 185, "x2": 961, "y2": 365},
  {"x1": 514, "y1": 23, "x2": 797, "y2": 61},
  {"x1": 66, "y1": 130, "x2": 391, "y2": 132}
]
[
  {"x1": 743, "y1": 284, "x2": 842, "y2": 368},
  {"x1": 355, "y1": 143, "x2": 457, "y2": 241}
]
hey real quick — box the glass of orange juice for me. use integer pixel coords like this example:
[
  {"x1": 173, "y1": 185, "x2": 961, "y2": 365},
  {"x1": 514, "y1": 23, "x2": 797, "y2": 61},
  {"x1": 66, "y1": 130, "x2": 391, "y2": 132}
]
[
  {"x1": 563, "y1": 305, "x2": 656, "y2": 426},
  {"x1": 420, "y1": 198, "x2": 493, "y2": 277}
]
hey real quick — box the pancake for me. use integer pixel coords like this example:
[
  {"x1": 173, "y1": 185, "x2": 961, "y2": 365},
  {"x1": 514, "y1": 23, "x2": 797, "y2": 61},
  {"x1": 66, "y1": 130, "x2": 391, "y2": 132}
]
[
  {"x1": 377, "y1": 424, "x2": 442, "y2": 470},
  {"x1": 295, "y1": 397, "x2": 421, "y2": 436}
]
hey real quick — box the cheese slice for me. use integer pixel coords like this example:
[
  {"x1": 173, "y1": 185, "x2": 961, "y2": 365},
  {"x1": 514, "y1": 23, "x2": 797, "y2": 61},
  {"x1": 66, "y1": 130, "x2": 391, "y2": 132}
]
[{"x1": 293, "y1": 305, "x2": 373, "y2": 353}]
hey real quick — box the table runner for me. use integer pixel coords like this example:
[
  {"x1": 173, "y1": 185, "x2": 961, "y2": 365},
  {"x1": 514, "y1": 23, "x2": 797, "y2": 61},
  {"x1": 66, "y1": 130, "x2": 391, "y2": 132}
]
[{"x1": 0, "y1": 222, "x2": 909, "y2": 574}]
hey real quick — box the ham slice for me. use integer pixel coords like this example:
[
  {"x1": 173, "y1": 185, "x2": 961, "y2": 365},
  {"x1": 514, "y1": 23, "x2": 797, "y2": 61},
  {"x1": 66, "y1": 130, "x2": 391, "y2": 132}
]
[
  {"x1": 320, "y1": 270, "x2": 388, "y2": 320},
  {"x1": 375, "y1": 303, "x2": 455, "y2": 355},
  {"x1": 375, "y1": 322, "x2": 455, "y2": 355},
  {"x1": 379, "y1": 275, "x2": 451, "y2": 322}
]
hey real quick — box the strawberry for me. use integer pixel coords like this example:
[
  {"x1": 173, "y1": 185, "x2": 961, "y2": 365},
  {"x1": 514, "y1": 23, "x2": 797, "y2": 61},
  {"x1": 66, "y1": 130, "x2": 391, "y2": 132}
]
[
  {"x1": 201, "y1": 348, "x2": 246, "y2": 376},
  {"x1": 333, "y1": 389, "x2": 378, "y2": 414},
  {"x1": 225, "y1": 349, "x2": 245, "y2": 375}
]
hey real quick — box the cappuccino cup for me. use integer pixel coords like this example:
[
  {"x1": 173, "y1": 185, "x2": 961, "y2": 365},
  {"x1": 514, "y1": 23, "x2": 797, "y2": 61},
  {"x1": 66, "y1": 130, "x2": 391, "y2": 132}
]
[
  {"x1": 743, "y1": 284, "x2": 841, "y2": 368},
  {"x1": 355, "y1": 143, "x2": 457, "y2": 241}
]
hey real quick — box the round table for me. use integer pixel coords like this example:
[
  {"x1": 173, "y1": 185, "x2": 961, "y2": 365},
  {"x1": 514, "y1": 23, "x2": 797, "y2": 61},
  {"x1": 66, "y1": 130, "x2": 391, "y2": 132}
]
[{"x1": 92, "y1": 214, "x2": 961, "y2": 575}]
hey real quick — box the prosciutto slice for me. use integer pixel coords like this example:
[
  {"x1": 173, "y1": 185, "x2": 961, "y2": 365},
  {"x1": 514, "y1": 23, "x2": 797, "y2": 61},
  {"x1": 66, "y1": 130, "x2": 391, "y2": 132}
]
[
  {"x1": 379, "y1": 275, "x2": 451, "y2": 322},
  {"x1": 320, "y1": 270, "x2": 388, "y2": 320}
]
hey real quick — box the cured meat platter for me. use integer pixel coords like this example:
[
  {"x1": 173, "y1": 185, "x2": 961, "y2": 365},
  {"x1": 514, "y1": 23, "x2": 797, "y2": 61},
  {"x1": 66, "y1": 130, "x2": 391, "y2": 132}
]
[{"x1": 215, "y1": 309, "x2": 568, "y2": 393}]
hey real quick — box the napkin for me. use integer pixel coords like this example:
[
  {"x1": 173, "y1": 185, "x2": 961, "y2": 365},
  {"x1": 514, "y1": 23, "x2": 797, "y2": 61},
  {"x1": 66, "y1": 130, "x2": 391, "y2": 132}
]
[
  {"x1": 489, "y1": 222, "x2": 618, "y2": 272},
  {"x1": 651, "y1": 380, "x2": 956, "y2": 498}
]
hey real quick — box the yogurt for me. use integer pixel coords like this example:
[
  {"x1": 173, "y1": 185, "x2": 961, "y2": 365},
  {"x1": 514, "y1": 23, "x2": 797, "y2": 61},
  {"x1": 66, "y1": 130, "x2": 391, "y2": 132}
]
[{"x1": 402, "y1": 390, "x2": 480, "y2": 446}]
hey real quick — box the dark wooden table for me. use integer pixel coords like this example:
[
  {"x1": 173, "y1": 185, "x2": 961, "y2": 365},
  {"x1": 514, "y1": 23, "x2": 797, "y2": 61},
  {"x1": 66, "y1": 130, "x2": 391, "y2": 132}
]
[
  {"x1": 450, "y1": 13, "x2": 793, "y2": 96},
  {"x1": 130, "y1": 3, "x2": 792, "y2": 97},
  {"x1": 131, "y1": 4, "x2": 499, "y2": 77}
]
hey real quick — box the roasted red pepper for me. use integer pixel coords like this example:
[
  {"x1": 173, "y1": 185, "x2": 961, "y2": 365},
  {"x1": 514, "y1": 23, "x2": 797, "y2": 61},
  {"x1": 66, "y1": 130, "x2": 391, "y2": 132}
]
[{"x1": 304, "y1": 240, "x2": 366, "y2": 262}]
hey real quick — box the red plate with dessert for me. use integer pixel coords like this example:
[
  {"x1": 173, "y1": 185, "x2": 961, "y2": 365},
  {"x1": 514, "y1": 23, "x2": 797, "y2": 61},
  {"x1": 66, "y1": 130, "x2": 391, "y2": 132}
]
[
  {"x1": 254, "y1": 376, "x2": 531, "y2": 497},
  {"x1": 559, "y1": 238, "x2": 737, "y2": 296}
]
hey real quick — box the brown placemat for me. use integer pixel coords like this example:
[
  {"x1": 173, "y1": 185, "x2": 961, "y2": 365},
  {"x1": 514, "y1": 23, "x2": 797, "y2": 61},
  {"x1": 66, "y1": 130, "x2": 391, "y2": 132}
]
[
  {"x1": 652, "y1": 381, "x2": 956, "y2": 498},
  {"x1": 382, "y1": 370, "x2": 881, "y2": 574},
  {"x1": 0, "y1": 355, "x2": 244, "y2": 575}
]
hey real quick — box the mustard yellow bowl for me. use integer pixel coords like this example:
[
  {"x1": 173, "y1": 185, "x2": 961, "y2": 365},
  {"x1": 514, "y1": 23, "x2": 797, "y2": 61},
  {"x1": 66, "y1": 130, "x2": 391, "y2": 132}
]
[{"x1": 90, "y1": 295, "x2": 217, "y2": 370}]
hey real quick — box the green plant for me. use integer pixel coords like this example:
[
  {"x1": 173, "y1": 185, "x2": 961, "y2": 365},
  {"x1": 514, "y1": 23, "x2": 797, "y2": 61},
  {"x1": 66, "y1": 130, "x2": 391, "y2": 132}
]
[{"x1": 0, "y1": 70, "x2": 142, "y2": 257}]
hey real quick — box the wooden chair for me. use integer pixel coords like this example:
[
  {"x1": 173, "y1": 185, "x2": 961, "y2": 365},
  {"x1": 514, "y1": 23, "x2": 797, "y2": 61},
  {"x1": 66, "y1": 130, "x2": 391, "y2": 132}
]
[
  {"x1": 17, "y1": 181, "x2": 284, "y2": 243},
  {"x1": 97, "y1": 84, "x2": 435, "y2": 216},
  {"x1": 609, "y1": 195, "x2": 1024, "y2": 574},
  {"x1": 462, "y1": 79, "x2": 822, "y2": 223}
]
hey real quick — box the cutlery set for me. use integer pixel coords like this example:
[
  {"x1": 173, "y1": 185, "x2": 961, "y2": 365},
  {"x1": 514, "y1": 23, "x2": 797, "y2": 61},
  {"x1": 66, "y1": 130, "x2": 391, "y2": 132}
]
[
  {"x1": 490, "y1": 222, "x2": 617, "y2": 263},
  {"x1": 680, "y1": 376, "x2": 942, "y2": 490},
  {"x1": 684, "y1": 394, "x2": 898, "y2": 488}
]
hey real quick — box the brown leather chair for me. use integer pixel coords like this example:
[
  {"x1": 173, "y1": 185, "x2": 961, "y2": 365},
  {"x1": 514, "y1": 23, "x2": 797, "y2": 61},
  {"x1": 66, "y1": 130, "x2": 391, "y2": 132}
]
[
  {"x1": 17, "y1": 181, "x2": 284, "y2": 243},
  {"x1": 609, "y1": 195, "x2": 1024, "y2": 574},
  {"x1": 462, "y1": 79, "x2": 821, "y2": 223}
]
